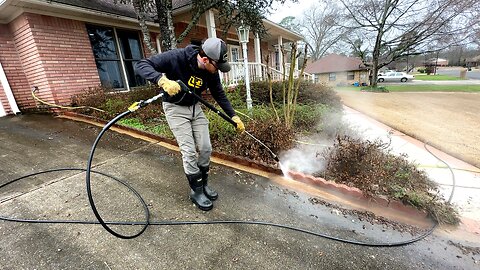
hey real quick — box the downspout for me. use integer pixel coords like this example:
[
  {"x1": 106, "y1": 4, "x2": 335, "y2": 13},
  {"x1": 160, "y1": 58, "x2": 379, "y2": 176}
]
[
  {"x1": 0, "y1": 94, "x2": 5, "y2": 117},
  {"x1": 0, "y1": 61, "x2": 21, "y2": 115}
]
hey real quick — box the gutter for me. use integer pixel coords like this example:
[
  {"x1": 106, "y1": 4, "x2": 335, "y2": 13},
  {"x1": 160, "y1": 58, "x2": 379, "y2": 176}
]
[
  {"x1": 20, "y1": 0, "x2": 160, "y2": 29},
  {"x1": 0, "y1": 61, "x2": 21, "y2": 115},
  {"x1": 0, "y1": 96, "x2": 5, "y2": 117}
]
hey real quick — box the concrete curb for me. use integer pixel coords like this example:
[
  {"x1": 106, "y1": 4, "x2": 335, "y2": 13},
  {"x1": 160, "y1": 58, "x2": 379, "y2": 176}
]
[
  {"x1": 59, "y1": 111, "x2": 429, "y2": 222},
  {"x1": 286, "y1": 171, "x2": 428, "y2": 220}
]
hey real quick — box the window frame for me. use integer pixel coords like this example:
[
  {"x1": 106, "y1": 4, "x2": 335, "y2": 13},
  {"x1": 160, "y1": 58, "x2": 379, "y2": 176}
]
[
  {"x1": 86, "y1": 24, "x2": 145, "y2": 91},
  {"x1": 347, "y1": 71, "x2": 355, "y2": 80},
  {"x1": 329, "y1": 73, "x2": 336, "y2": 81}
]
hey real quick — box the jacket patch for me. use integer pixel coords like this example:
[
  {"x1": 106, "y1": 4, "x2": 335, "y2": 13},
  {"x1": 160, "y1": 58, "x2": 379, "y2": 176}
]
[{"x1": 188, "y1": 76, "x2": 203, "y2": 88}]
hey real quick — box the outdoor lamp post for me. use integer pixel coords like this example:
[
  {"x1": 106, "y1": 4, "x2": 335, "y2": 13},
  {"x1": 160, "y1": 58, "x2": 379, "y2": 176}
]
[{"x1": 237, "y1": 23, "x2": 252, "y2": 110}]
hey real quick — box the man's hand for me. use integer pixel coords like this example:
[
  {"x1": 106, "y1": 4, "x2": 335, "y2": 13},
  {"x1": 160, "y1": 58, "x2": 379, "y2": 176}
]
[
  {"x1": 158, "y1": 75, "x2": 181, "y2": 96},
  {"x1": 231, "y1": 116, "x2": 245, "y2": 133}
]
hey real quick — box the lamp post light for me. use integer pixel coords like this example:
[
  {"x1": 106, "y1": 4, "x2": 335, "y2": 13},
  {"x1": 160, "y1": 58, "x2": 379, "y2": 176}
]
[{"x1": 237, "y1": 23, "x2": 252, "y2": 110}]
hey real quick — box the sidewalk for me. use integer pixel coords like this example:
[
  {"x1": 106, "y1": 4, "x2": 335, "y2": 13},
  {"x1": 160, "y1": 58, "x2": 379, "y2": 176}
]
[{"x1": 342, "y1": 106, "x2": 480, "y2": 234}]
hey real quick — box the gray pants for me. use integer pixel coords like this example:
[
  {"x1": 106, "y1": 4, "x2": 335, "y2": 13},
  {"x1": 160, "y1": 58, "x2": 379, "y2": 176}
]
[{"x1": 163, "y1": 102, "x2": 212, "y2": 175}]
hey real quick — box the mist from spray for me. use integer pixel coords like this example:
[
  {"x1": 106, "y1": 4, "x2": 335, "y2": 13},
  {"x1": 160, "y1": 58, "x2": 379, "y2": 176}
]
[
  {"x1": 277, "y1": 107, "x2": 366, "y2": 179},
  {"x1": 278, "y1": 132, "x2": 335, "y2": 179}
]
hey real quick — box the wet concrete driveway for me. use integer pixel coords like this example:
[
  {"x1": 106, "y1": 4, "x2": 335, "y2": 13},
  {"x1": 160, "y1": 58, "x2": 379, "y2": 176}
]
[{"x1": 0, "y1": 114, "x2": 478, "y2": 269}]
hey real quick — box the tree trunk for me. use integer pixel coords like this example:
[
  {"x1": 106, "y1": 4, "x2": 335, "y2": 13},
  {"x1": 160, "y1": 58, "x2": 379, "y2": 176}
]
[
  {"x1": 370, "y1": 29, "x2": 384, "y2": 87},
  {"x1": 156, "y1": 0, "x2": 176, "y2": 51},
  {"x1": 133, "y1": 0, "x2": 157, "y2": 55}
]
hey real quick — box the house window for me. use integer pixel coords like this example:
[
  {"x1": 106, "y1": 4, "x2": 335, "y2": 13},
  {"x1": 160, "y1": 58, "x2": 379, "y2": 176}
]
[
  {"x1": 347, "y1": 72, "x2": 355, "y2": 80},
  {"x1": 329, "y1": 73, "x2": 336, "y2": 81},
  {"x1": 86, "y1": 24, "x2": 145, "y2": 90},
  {"x1": 230, "y1": 46, "x2": 241, "y2": 62}
]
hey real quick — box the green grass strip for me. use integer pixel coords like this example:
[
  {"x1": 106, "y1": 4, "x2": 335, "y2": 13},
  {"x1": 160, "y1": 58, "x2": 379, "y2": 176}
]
[{"x1": 413, "y1": 74, "x2": 464, "y2": 81}]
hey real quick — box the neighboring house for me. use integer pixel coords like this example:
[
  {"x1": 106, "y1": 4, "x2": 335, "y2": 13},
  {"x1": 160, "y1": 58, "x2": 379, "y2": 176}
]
[
  {"x1": 305, "y1": 54, "x2": 369, "y2": 86},
  {"x1": 0, "y1": 0, "x2": 305, "y2": 116},
  {"x1": 466, "y1": 55, "x2": 480, "y2": 68},
  {"x1": 424, "y1": 58, "x2": 449, "y2": 67}
]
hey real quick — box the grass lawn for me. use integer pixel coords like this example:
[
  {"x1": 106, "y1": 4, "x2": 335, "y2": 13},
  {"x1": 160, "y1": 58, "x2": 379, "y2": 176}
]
[
  {"x1": 336, "y1": 85, "x2": 480, "y2": 92},
  {"x1": 413, "y1": 74, "x2": 464, "y2": 81}
]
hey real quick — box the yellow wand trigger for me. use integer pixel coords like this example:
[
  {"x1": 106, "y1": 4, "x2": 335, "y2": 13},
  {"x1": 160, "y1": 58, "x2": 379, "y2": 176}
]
[{"x1": 128, "y1": 102, "x2": 141, "y2": 112}]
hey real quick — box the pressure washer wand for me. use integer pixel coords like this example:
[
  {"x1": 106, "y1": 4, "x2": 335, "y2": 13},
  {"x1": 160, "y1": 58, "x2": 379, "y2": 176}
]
[
  {"x1": 244, "y1": 131, "x2": 280, "y2": 162},
  {"x1": 127, "y1": 92, "x2": 164, "y2": 112},
  {"x1": 176, "y1": 80, "x2": 280, "y2": 163},
  {"x1": 176, "y1": 80, "x2": 237, "y2": 126}
]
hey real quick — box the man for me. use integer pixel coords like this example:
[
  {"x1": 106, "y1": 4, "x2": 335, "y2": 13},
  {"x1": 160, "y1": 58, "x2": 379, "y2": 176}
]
[{"x1": 134, "y1": 37, "x2": 245, "y2": 211}]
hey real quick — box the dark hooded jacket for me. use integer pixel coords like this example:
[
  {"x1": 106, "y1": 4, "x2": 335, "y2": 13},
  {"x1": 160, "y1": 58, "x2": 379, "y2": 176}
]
[{"x1": 134, "y1": 45, "x2": 235, "y2": 117}]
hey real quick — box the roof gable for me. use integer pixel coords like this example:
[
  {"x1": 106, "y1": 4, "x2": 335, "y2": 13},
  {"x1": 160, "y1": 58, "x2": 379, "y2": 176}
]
[{"x1": 305, "y1": 54, "x2": 366, "y2": 74}]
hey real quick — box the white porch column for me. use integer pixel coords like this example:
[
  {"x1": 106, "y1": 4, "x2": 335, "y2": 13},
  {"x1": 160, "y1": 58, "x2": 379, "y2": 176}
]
[
  {"x1": 277, "y1": 36, "x2": 283, "y2": 73},
  {"x1": 156, "y1": 35, "x2": 162, "y2": 53},
  {"x1": 206, "y1": 10, "x2": 223, "y2": 83},
  {"x1": 254, "y1": 34, "x2": 262, "y2": 80},
  {"x1": 205, "y1": 10, "x2": 217, "y2": 38},
  {"x1": 0, "y1": 61, "x2": 20, "y2": 115}
]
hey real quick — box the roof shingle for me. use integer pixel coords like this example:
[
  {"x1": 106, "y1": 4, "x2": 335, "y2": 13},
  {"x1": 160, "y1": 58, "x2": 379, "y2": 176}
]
[
  {"x1": 49, "y1": 0, "x2": 191, "y2": 19},
  {"x1": 305, "y1": 54, "x2": 367, "y2": 74}
]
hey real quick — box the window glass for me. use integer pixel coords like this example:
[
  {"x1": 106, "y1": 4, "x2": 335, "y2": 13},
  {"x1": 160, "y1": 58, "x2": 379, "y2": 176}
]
[
  {"x1": 117, "y1": 29, "x2": 145, "y2": 87},
  {"x1": 97, "y1": 60, "x2": 124, "y2": 88},
  {"x1": 86, "y1": 25, "x2": 145, "y2": 89},
  {"x1": 231, "y1": 47, "x2": 240, "y2": 62},
  {"x1": 329, "y1": 73, "x2": 336, "y2": 81},
  {"x1": 86, "y1": 25, "x2": 118, "y2": 60},
  {"x1": 347, "y1": 72, "x2": 355, "y2": 80}
]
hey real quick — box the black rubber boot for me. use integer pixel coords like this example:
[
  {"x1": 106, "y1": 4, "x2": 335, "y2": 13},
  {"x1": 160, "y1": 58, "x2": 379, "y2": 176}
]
[
  {"x1": 187, "y1": 173, "x2": 213, "y2": 211},
  {"x1": 199, "y1": 166, "x2": 218, "y2": 201}
]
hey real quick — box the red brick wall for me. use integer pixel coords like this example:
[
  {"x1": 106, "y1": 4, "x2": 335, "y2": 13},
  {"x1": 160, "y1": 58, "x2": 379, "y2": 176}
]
[
  {"x1": 174, "y1": 22, "x2": 208, "y2": 48},
  {"x1": 6, "y1": 13, "x2": 100, "y2": 110},
  {"x1": 0, "y1": 24, "x2": 31, "y2": 113}
]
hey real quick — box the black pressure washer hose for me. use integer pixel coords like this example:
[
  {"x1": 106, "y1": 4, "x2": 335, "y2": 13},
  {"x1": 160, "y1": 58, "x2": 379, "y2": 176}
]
[{"x1": 0, "y1": 81, "x2": 455, "y2": 246}]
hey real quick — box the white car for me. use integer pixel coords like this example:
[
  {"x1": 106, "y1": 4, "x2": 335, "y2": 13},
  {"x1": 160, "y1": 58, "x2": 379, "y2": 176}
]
[
  {"x1": 377, "y1": 72, "x2": 415, "y2": 82},
  {"x1": 378, "y1": 70, "x2": 395, "y2": 76}
]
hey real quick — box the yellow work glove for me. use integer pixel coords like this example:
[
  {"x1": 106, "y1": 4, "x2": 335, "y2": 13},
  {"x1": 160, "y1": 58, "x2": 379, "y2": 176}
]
[
  {"x1": 231, "y1": 116, "x2": 245, "y2": 133},
  {"x1": 158, "y1": 75, "x2": 181, "y2": 96}
]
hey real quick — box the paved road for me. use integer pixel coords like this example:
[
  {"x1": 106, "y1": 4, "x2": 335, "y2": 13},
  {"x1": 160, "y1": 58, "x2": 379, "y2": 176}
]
[
  {"x1": 0, "y1": 114, "x2": 479, "y2": 269},
  {"x1": 380, "y1": 79, "x2": 480, "y2": 85},
  {"x1": 437, "y1": 68, "x2": 480, "y2": 80}
]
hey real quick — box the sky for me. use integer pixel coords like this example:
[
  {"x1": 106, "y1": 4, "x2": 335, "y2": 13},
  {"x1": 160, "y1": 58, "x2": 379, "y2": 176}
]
[{"x1": 267, "y1": 0, "x2": 316, "y2": 23}]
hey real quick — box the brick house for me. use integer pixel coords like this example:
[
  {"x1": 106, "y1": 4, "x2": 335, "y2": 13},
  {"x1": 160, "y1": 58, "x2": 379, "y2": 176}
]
[
  {"x1": 424, "y1": 58, "x2": 449, "y2": 67},
  {"x1": 305, "y1": 54, "x2": 370, "y2": 87},
  {"x1": 0, "y1": 0, "x2": 304, "y2": 116},
  {"x1": 466, "y1": 55, "x2": 480, "y2": 68}
]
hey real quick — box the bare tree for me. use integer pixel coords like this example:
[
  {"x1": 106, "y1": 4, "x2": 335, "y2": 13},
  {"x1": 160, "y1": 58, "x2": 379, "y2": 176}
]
[
  {"x1": 278, "y1": 16, "x2": 302, "y2": 33},
  {"x1": 338, "y1": 0, "x2": 479, "y2": 87},
  {"x1": 300, "y1": 1, "x2": 347, "y2": 60},
  {"x1": 473, "y1": 28, "x2": 480, "y2": 49}
]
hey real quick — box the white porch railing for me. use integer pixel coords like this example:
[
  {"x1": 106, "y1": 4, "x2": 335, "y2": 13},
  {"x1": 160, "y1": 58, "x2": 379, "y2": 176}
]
[{"x1": 221, "y1": 62, "x2": 314, "y2": 87}]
